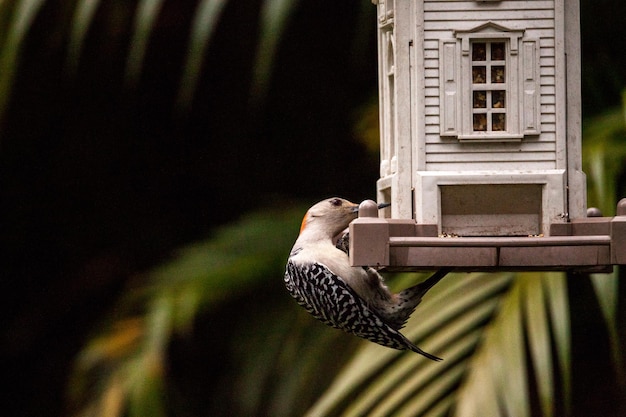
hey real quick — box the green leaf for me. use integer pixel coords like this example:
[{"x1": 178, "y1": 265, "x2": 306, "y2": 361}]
[
  {"x1": 125, "y1": 0, "x2": 166, "y2": 85},
  {"x1": 591, "y1": 270, "x2": 625, "y2": 390},
  {"x1": 524, "y1": 274, "x2": 555, "y2": 417},
  {"x1": 68, "y1": 204, "x2": 306, "y2": 417},
  {"x1": 66, "y1": 0, "x2": 101, "y2": 73},
  {"x1": 306, "y1": 272, "x2": 515, "y2": 417},
  {"x1": 307, "y1": 271, "x2": 588, "y2": 417},
  {"x1": 0, "y1": 0, "x2": 46, "y2": 126},
  {"x1": 543, "y1": 272, "x2": 571, "y2": 415},
  {"x1": 249, "y1": 0, "x2": 299, "y2": 107},
  {"x1": 175, "y1": 0, "x2": 229, "y2": 110}
]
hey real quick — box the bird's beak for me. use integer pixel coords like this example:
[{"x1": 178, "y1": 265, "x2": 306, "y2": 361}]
[{"x1": 350, "y1": 202, "x2": 390, "y2": 213}]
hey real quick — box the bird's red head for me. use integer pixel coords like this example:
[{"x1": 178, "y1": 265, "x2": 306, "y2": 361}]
[{"x1": 298, "y1": 198, "x2": 358, "y2": 236}]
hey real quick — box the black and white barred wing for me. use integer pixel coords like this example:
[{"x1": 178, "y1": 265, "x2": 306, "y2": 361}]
[{"x1": 284, "y1": 260, "x2": 422, "y2": 353}]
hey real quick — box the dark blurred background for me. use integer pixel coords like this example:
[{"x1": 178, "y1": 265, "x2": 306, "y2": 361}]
[{"x1": 1, "y1": 0, "x2": 625, "y2": 416}]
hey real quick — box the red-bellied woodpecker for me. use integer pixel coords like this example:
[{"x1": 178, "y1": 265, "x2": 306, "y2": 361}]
[{"x1": 284, "y1": 197, "x2": 450, "y2": 361}]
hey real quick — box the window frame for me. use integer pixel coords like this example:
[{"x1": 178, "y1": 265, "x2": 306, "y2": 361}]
[
  {"x1": 439, "y1": 23, "x2": 541, "y2": 142},
  {"x1": 470, "y1": 41, "x2": 508, "y2": 133}
]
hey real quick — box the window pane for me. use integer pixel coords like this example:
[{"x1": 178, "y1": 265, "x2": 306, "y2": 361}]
[
  {"x1": 472, "y1": 43, "x2": 486, "y2": 61},
  {"x1": 473, "y1": 114, "x2": 487, "y2": 131},
  {"x1": 472, "y1": 66, "x2": 486, "y2": 83},
  {"x1": 466, "y1": 40, "x2": 511, "y2": 136},
  {"x1": 491, "y1": 66, "x2": 505, "y2": 83},
  {"x1": 491, "y1": 42, "x2": 505, "y2": 60},
  {"x1": 492, "y1": 114, "x2": 506, "y2": 131},
  {"x1": 492, "y1": 90, "x2": 505, "y2": 108},
  {"x1": 473, "y1": 91, "x2": 487, "y2": 108}
]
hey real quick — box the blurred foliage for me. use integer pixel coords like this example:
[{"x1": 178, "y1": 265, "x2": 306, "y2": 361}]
[
  {"x1": 581, "y1": 92, "x2": 626, "y2": 400},
  {"x1": 67, "y1": 205, "x2": 360, "y2": 417},
  {"x1": 308, "y1": 272, "x2": 570, "y2": 417},
  {"x1": 583, "y1": 92, "x2": 626, "y2": 215}
]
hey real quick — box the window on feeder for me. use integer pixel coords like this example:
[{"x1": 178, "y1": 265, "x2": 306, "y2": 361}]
[
  {"x1": 439, "y1": 23, "x2": 541, "y2": 141},
  {"x1": 471, "y1": 41, "x2": 507, "y2": 134}
]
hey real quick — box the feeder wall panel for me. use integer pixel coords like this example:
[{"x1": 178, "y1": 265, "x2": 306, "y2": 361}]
[{"x1": 422, "y1": 0, "x2": 557, "y2": 172}]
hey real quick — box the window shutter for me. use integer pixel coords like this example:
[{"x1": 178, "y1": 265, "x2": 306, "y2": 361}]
[
  {"x1": 440, "y1": 40, "x2": 460, "y2": 136},
  {"x1": 521, "y1": 40, "x2": 541, "y2": 135}
]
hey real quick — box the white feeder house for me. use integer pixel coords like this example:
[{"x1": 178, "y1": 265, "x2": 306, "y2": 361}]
[{"x1": 350, "y1": 0, "x2": 626, "y2": 272}]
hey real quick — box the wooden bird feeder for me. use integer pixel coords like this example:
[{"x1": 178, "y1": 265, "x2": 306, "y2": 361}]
[{"x1": 350, "y1": 0, "x2": 626, "y2": 272}]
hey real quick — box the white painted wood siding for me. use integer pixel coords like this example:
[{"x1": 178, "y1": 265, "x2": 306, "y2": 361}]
[{"x1": 423, "y1": 0, "x2": 557, "y2": 171}]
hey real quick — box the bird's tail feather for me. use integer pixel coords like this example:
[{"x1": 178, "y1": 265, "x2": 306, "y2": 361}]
[
  {"x1": 405, "y1": 337, "x2": 443, "y2": 361},
  {"x1": 398, "y1": 267, "x2": 453, "y2": 302},
  {"x1": 384, "y1": 268, "x2": 453, "y2": 330}
]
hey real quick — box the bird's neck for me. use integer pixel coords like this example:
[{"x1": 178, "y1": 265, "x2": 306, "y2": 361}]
[{"x1": 295, "y1": 227, "x2": 335, "y2": 247}]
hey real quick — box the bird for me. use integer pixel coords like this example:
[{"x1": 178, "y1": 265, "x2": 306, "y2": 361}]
[{"x1": 284, "y1": 197, "x2": 451, "y2": 361}]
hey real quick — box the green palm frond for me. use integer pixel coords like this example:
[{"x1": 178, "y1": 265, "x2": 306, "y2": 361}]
[
  {"x1": 67, "y1": 205, "x2": 311, "y2": 417},
  {"x1": 249, "y1": 0, "x2": 298, "y2": 107},
  {"x1": 1, "y1": 0, "x2": 302, "y2": 124},
  {"x1": 583, "y1": 93, "x2": 626, "y2": 391},
  {"x1": 65, "y1": 0, "x2": 101, "y2": 73},
  {"x1": 175, "y1": 0, "x2": 229, "y2": 109},
  {"x1": 0, "y1": 0, "x2": 46, "y2": 126},
  {"x1": 306, "y1": 272, "x2": 573, "y2": 417},
  {"x1": 124, "y1": 0, "x2": 166, "y2": 85},
  {"x1": 583, "y1": 95, "x2": 626, "y2": 215}
]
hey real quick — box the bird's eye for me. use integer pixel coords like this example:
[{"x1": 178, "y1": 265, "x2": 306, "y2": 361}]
[{"x1": 330, "y1": 198, "x2": 342, "y2": 207}]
